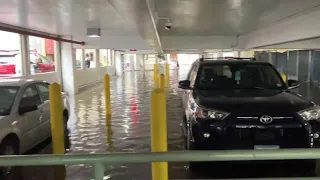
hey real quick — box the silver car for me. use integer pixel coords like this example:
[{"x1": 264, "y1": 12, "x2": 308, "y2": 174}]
[{"x1": 0, "y1": 79, "x2": 70, "y2": 173}]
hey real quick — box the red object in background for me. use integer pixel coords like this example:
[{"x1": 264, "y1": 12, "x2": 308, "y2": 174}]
[
  {"x1": 129, "y1": 48, "x2": 137, "y2": 52},
  {"x1": 45, "y1": 39, "x2": 55, "y2": 55},
  {"x1": 0, "y1": 51, "x2": 55, "y2": 75}
]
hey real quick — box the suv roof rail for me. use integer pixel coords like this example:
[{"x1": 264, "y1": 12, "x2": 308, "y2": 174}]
[
  {"x1": 232, "y1": 57, "x2": 256, "y2": 61},
  {"x1": 198, "y1": 58, "x2": 216, "y2": 62},
  {"x1": 197, "y1": 57, "x2": 256, "y2": 62}
]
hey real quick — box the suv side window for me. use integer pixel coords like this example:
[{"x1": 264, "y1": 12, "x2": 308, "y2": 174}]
[
  {"x1": 187, "y1": 64, "x2": 195, "y2": 80},
  {"x1": 21, "y1": 85, "x2": 42, "y2": 106},
  {"x1": 190, "y1": 65, "x2": 199, "y2": 88},
  {"x1": 36, "y1": 83, "x2": 49, "y2": 102}
]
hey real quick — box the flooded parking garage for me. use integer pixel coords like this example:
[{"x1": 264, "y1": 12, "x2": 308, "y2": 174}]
[{"x1": 3, "y1": 68, "x2": 320, "y2": 180}]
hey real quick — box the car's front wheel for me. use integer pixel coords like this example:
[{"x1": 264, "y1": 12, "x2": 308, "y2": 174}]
[
  {"x1": 183, "y1": 124, "x2": 202, "y2": 172},
  {"x1": 0, "y1": 138, "x2": 18, "y2": 176}
]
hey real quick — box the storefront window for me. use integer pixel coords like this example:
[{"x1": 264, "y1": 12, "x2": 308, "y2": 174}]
[
  {"x1": 75, "y1": 49, "x2": 83, "y2": 69},
  {"x1": 0, "y1": 31, "x2": 22, "y2": 77},
  {"x1": 84, "y1": 49, "x2": 96, "y2": 68},
  {"x1": 99, "y1": 49, "x2": 108, "y2": 67},
  {"x1": 28, "y1": 36, "x2": 56, "y2": 74}
]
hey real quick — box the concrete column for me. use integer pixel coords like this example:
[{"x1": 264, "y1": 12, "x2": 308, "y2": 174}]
[
  {"x1": 95, "y1": 49, "x2": 100, "y2": 68},
  {"x1": 81, "y1": 49, "x2": 85, "y2": 69},
  {"x1": 233, "y1": 51, "x2": 240, "y2": 58},
  {"x1": 54, "y1": 41, "x2": 62, "y2": 84},
  {"x1": 135, "y1": 54, "x2": 143, "y2": 71},
  {"x1": 142, "y1": 54, "x2": 146, "y2": 71},
  {"x1": 61, "y1": 39, "x2": 77, "y2": 95},
  {"x1": 20, "y1": 34, "x2": 30, "y2": 78},
  {"x1": 112, "y1": 50, "x2": 115, "y2": 66},
  {"x1": 115, "y1": 51, "x2": 122, "y2": 76}
]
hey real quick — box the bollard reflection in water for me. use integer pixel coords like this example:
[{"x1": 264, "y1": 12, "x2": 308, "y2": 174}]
[
  {"x1": 106, "y1": 115, "x2": 114, "y2": 152},
  {"x1": 6, "y1": 66, "x2": 320, "y2": 179}
]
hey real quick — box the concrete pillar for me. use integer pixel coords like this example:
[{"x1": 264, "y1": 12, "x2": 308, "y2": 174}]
[
  {"x1": 95, "y1": 49, "x2": 100, "y2": 68},
  {"x1": 112, "y1": 50, "x2": 116, "y2": 66},
  {"x1": 233, "y1": 51, "x2": 240, "y2": 58},
  {"x1": 61, "y1": 39, "x2": 77, "y2": 95},
  {"x1": 135, "y1": 54, "x2": 143, "y2": 71},
  {"x1": 20, "y1": 34, "x2": 30, "y2": 78},
  {"x1": 115, "y1": 51, "x2": 122, "y2": 76},
  {"x1": 142, "y1": 54, "x2": 146, "y2": 71},
  {"x1": 81, "y1": 49, "x2": 85, "y2": 69},
  {"x1": 54, "y1": 41, "x2": 62, "y2": 84}
]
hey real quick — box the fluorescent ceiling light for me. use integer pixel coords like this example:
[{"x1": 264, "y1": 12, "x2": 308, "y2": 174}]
[
  {"x1": 88, "y1": 34, "x2": 100, "y2": 38},
  {"x1": 87, "y1": 28, "x2": 101, "y2": 38}
]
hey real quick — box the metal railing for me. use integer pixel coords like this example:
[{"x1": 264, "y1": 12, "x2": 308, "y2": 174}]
[{"x1": 1, "y1": 149, "x2": 320, "y2": 180}]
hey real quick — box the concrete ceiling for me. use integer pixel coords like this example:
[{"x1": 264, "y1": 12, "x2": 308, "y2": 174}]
[
  {"x1": 0, "y1": 0, "x2": 155, "y2": 50},
  {"x1": 156, "y1": 0, "x2": 320, "y2": 36},
  {"x1": 1, "y1": 0, "x2": 320, "y2": 53},
  {"x1": 155, "y1": 0, "x2": 320, "y2": 51}
]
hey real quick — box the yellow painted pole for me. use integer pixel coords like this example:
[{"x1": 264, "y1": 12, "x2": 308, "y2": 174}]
[
  {"x1": 49, "y1": 83, "x2": 65, "y2": 154},
  {"x1": 160, "y1": 74, "x2": 165, "y2": 91},
  {"x1": 151, "y1": 88, "x2": 168, "y2": 180},
  {"x1": 154, "y1": 64, "x2": 159, "y2": 87},
  {"x1": 281, "y1": 74, "x2": 287, "y2": 83},
  {"x1": 104, "y1": 74, "x2": 112, "y2": 118}
]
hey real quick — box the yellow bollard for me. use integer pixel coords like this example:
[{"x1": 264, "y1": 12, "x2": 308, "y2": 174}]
[
  {"x1": 281, "y1": 74, "x2": 287, "y2": 83},
  {"x1": 159, "y1": 74, "x2": 165, "y2": 91},
  {"x1": 49, "y1": 83, "x2": 65, "y2": 154},
  {"x1": 104, "y1": 74, "x2": 112, "y2": 118},
  {"x1": 151, "y1": 88, "x2": 168, "y2": 180},
  {"x1": 154, "y1": 64, "x2": 159, "y2": 87}
]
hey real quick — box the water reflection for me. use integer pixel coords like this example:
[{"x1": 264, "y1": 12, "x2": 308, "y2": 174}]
[
  {"x1": 7, "y1": 65, "x2": 320, "y2": 179},
  {"x1": 5, "y1": 131, "x2": 70, "y2": 180}
]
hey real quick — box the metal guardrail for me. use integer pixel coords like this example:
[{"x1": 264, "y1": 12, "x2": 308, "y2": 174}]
[{"x1": 0, "y1": 149, "x2": 320, "y2": 179}]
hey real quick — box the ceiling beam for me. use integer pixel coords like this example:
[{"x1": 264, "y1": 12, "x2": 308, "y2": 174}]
[{"x1": 107, "y1": 0, "x2": 163, "y2": 54}]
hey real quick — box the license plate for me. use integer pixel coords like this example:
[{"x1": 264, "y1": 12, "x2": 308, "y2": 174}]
[{"x1": 254, "y1": 145, "x2": 280, "y2": 150}]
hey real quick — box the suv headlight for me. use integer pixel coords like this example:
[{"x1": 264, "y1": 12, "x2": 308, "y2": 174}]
[
  {"x1": 298, "y1": 105, "x2": 320, "y2": 121},
  {"x1": 195, "y1": 106, "x2": 229, "y2": 120}
]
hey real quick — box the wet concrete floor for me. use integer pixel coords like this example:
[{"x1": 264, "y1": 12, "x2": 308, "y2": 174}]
[{"x1": 5, "y1": 65, "x2": 320, "y2": 179}]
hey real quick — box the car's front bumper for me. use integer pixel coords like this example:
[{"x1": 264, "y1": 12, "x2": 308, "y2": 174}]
[{"x1": 190, "y1": 117, "x2": 319, "y2": 150}]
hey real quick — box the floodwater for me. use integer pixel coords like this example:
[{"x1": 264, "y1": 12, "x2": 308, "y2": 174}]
[{"x1": 5, "y1": 66, "x2": 320, "y2": 180}]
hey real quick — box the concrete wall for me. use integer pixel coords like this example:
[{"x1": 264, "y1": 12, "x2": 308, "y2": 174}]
[
  {"x1": 75, "y1": 66, "x2": 115, "y2": 90},
  {"x1": 30, "y1": 72, "x2": 61, "y2": 84}
]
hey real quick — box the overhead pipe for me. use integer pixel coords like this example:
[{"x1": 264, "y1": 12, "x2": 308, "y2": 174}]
[{"x1": 0, "y1": 23, "x2": 85, "y2": 45}]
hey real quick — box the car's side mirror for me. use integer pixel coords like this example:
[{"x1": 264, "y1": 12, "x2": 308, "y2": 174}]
[
  {"x1": 178, "y1": 80, "x2": 192, "y2": 89},
  {"x1": 287, "y1": 79, "x2": 300, "y2": 89}
]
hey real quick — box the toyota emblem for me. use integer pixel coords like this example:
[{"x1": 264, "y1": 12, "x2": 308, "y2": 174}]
[{"x1": 260, "y1": 115, "x2": 273, "y2": 124}]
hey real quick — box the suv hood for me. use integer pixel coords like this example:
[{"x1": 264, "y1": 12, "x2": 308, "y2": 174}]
[{"x1": 195, "y1": 89, "x2": 314, "y2": 116}]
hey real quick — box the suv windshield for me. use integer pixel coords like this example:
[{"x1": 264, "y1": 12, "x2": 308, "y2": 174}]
[
  {"x1": 0, "y1": 86, "x2": 19, "y2": 116},
  {"x1": 196, "y1": 63, "x2": 286, "y2": 90}
]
